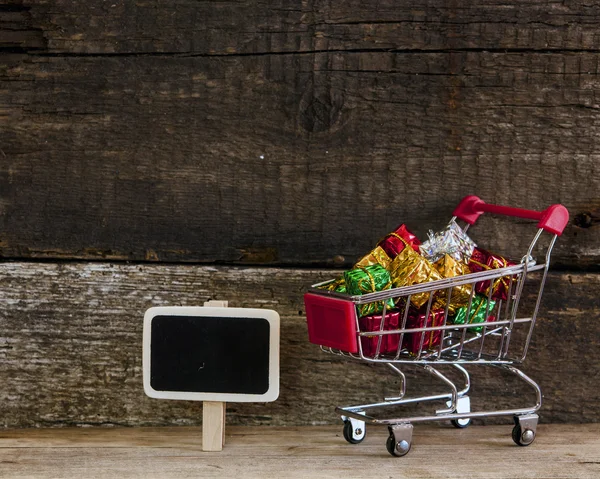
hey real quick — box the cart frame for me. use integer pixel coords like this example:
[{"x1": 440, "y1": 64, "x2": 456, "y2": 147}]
[{"x1": 304, "y1": 196, "x2": 569, "y2": 456}]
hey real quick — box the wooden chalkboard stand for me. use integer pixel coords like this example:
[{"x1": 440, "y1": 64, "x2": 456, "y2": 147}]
[{"x1": 202, "y1": 300, "x2": 228, "y2": 452}]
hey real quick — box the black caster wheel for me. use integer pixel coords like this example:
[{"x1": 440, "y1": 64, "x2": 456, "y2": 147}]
[
  {"x1": 343, "y1": 420, "x2": 366, "y2": 444},
  {"x1": 451, "y1": 418, "x2": 472, "y2": 429},
  {"x1": 512, "y1": 424, "x2": 535, "y2": 446},
  {"x1": 386, "y1": 433, "x2": 411, "y2": 457}
]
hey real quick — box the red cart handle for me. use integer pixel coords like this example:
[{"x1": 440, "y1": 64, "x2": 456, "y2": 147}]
[{"x1": 453, "y1": 195, "x2": 569, "y2": 236}]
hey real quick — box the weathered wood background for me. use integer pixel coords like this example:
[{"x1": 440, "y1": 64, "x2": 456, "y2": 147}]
[{"x1": 1, "y1": 0, "x2": 599, "y2": 427}]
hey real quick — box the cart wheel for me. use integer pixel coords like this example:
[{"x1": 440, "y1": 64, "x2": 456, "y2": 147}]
[
  {"x1": 451, "y1": 418, "x2": 471, "y2": 429},
  {"x1": 343, "y1": 420, "x2": 366, "y2": 444},
  {"x1": 512, "y1": 424, "x2": 535, "y2": 447},
  {"x1": 386, "y1": 433, "x2": 411, "y2": 457},
  {"x1": 445, "y1": 396, "x2": 471, "y2": 429}
]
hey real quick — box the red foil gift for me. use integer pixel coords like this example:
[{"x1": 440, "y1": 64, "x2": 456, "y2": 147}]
[
  {"x1": 377, "y1": 224, "x2": 421, "y2": 260},
  {"x1": 402, "y1": 308, "x2": 446, "y2": 354},
  {"x1": 468, "y1": 248, "x2": 516, "y2": 301},
  {"x1": 359, "y1": 311, "x2": 400, "y2": 356}
]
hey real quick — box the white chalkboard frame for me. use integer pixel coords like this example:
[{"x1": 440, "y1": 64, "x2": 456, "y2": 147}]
[{"x1": 143, "y1": 306, "x2": 280, "y2": 403}]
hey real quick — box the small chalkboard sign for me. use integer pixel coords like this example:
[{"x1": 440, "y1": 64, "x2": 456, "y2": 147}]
[
  {"x1": 143, "y1": 306, "x2": 280, "y2": 403},
  {"x1": 143, "y1": 304, "x2": 280, "y2": 451}
]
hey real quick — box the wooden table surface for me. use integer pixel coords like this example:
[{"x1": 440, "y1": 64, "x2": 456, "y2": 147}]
[{"x1": 0, "y1": 424, "x2": 598, "y2": 478}]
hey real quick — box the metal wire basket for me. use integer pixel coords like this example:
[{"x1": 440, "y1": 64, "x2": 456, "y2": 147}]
[{"x1": 304, "y1": 195, "x2": 569, "y2": 456}]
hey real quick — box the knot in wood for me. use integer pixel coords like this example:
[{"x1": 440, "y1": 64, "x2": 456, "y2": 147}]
[{"x1": 298, "y1": 79, "x2": 344, "y2": 133}]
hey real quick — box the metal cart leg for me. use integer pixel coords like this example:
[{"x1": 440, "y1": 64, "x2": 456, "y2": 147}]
[
  {"x1": 336, "y1": 363, "x2": 471, "y2": 418},
  {"x1": 383, "y1": 363, "x2": 406, "y2": 401},
  {"x1": 424, "y1": 365, "x2": 472, "y2": 428},
  {"x1": 423, "y1": 365, "x2": 458, "y2": 414},
  {"x1": 449, "y1": 364, "x2": 471, "y2": 428},
  {"x1": 453, "y1": 364, "x2": 471, "y2": 396}
]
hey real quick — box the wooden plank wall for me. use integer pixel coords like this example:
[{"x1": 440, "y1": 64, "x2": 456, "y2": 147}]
[{"x1": 1, "y1": 0, "x2": 599, "y2": 427}]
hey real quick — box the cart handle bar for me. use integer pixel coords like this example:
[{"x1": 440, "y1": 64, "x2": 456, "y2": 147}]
[{"x1": 453, "y1": 195, "x2": 569, "y2": 236}]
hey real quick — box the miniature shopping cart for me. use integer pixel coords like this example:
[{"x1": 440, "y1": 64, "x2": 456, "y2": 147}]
[{"x1": 304, "y1": 195, "x2": 569, "y2": 457}]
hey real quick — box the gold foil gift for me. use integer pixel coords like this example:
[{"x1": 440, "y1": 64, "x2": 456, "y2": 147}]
[
  {"x1": 433, "y1": 254, "x2": 473, "y2": 313},
  {"x1": 354, "y1": 246, "x2": 392, "y2": 270},
  {"x1": 389, "y1": 246, "x2": 442, "y2": 308}
]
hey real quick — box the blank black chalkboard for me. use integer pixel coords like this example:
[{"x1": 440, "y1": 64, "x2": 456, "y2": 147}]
[{"x1": 150, "y1": 315, "x2": 270, "y2": 395}]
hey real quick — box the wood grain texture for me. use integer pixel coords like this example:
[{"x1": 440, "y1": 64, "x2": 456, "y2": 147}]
[
  {"x1": 6, "y1": 0, "x2": 600, "y2": 54},
  {"x1": 0, "y1": 262, "x2": 598, "y2": 427},
  {"x1": 202, "y1": 401, "x2": 225, "y2": 452},
  {"x1": 0, "y1": 425, "x2": 599, "y2": 478},
  {"x1": 1, "y1": 1, "x2": 600, "y2": 267},
  {"x1": 2, "y1": 49, "x2": 599, "y2": 266}
]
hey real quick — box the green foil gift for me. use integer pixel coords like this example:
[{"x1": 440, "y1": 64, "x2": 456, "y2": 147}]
[
  {"x1": 451, "y1": 295, "x2": 496, "y2": 333},
  {"x1": 344, "y1": 264, "x2": 395, "y2": 317},
  {"x1": 317, "y1": 276, "x2": 347, "y2": 294}
]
